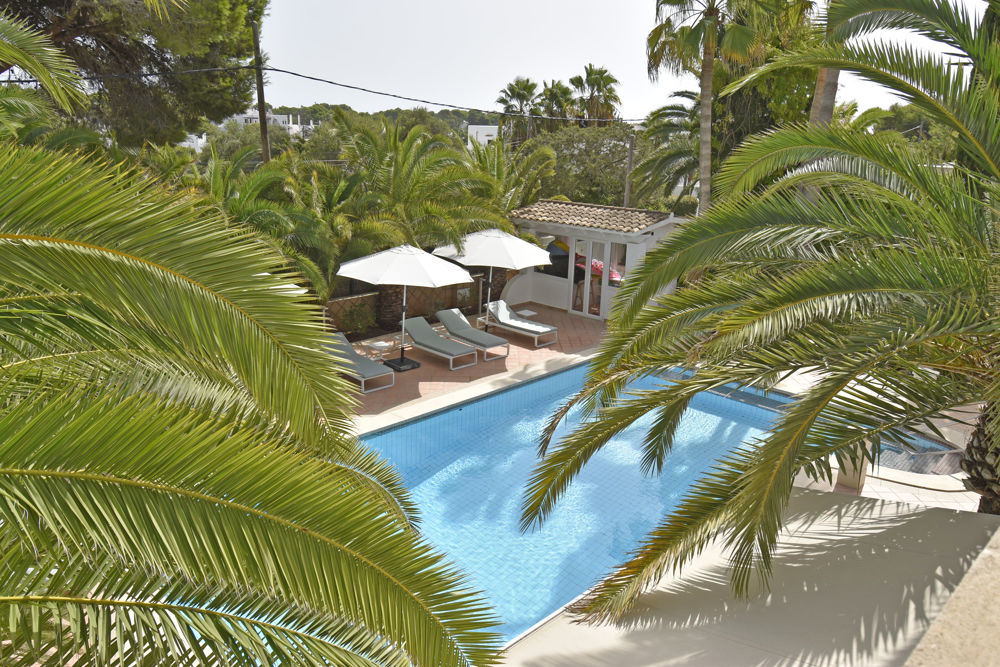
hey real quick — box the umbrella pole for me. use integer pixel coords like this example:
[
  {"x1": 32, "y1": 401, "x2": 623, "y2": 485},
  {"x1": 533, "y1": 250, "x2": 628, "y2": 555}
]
[
  {"x1": 399, "y1": 284, "x2": 407, "y2": 361},
  {"x1": 484, "y1": 266, "x2": 493, "y2": 333},
  {"x1": 385, "y1": 283, "x2": 420, "y2": 372}
]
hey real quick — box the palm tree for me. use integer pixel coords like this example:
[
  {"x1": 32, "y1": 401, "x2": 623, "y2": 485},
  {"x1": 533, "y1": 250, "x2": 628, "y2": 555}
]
[
  {"x1": 539, "y1": 79, "x2": 575, "y2": 132},
  {"x1": 190, "y1": 145, "x2": 331, "y2": 299},
  {"x1": 568, "y1": 64, "x2": 621, "y2": 125},
  {"x1": 337, "y1": 110, "x2": 509, "y2": 250},
  {"x1": 496, "y1": 76, "x2": 540, "y2": 143},
  {"x1": 467, "y1": 136, "x2": 556, "y2": 213},
  {"x1": 647, "y1": 0, "x2": 761, "y2": 212},
  {"x1": 0, "y1": 14, "x2": 503, "y2": 664},
  {"x1": 810, "y1": 1, "x2": 841, "y2": 125},
  {"x1": 631, "y1": 90, "x2": 701, "y2": 202},
  {"x1": 0, "y1": 12, "x2": 82, "y2": 138},
  {"x1": 193, "y1": 146, "x2": 291, "y2": 236},
  {"x1": 520, "y1": 0, "x2": 1000, "y2": 624},
  {"x1": 275, "y1": 151, "x2": 397, "y2": 301},
  {"x1": 139, "y1": 140, "x2": 196, "y2": 183}
]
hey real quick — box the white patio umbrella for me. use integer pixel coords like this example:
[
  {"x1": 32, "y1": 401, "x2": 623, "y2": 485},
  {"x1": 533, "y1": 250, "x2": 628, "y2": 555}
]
[
  {"x1": 337, "y1": 244, "x2": 472, "y2": 371},
  {"x1": 434, "y1": 229, "x2": 551, "y2": 331}
]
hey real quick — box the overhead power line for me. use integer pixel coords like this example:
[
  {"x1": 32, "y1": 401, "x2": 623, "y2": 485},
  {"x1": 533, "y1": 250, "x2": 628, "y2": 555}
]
[
  {"x1": 263, "y1": 66, "x2": 647, "y2": 123},
  {"x1": 6, "y1": 64, "x2": 647, "y2": 123},
  {"x1": 4, "y1": 65, "x2": 255, "y2": 82}
]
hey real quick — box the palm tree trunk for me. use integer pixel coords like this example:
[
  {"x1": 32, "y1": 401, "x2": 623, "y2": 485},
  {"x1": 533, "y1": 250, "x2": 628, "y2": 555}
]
[
  {"x1": 809, "y1": 68, "x2": 840, "y2": 125},
  {"x1": 962, "y1": 410, "x2": 1000, "y2": 514},
  {"x1": 698, "y1": 43, "x2": 714, "y2": 213}
]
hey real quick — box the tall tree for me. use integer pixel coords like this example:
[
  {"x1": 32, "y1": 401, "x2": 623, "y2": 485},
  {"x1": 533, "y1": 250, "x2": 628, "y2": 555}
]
[
  {"x1": 496, "y1": 76, "x2": 540, "y2": 143},
  {"x1": 568, "y1": 64, "x2": 621, "y2": 125},
  {"x1": 810, "y1": 1, "x2": 840, "y2": 125},
  {"x1": 521, "y1": 0, "x2": 1000, "y2": 626},
  {"x1": 0, "y1": 14, "x2": 504, "y2": 663},
  {"x1": 467, "y1": 136, "x2": 556, "y2": 212},
  {"x1": 538, "y1": 79, "x2": 575, "y2": 131},
  {"x1": 632, "y1": 91, "x2": 701, "y2": 203},
  {"x1": 200, "y1": 118, "x2": 293, "y2": 162},
  {"x1": 527, "y1": 123, "x2": 659, "y2": 207},
  {"x1": 8, "y1": 0, "x2": 265, "y2": 145},
  {"x1": 647, "y1": 0, "x2": 760, "y2": 212},
  {"x1": 336, "y1": 110, "x2": 509, "y2": 249}
]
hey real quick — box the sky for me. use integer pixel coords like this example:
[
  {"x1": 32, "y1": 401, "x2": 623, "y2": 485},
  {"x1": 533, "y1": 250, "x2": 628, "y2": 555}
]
[{"x1": 261, "y1": 0, "x2": 987, "y2": 120}]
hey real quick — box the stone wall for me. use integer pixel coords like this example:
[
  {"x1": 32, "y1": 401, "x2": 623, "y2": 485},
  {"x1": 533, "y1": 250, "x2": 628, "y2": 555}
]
[
  {"x1": 325, "y1": 291, "x2": 378, "y2": 333},
  {"x1": 374, "y1": 273, "x2": 492, "y2": 328},
  {"x1": 333, "y1": 269, "x2": 514, "y2": 330}
]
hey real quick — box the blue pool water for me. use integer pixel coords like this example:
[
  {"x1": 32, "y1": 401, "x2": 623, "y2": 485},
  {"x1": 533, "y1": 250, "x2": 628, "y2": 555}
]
[{"x1": 362, "y1": 364, "x2": 957, "y2": 640}]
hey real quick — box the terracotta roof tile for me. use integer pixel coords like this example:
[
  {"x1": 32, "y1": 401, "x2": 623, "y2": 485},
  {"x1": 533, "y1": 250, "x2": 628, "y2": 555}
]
[{"x1": 510, "y1": 200, "x2": 670, "y2": 233}]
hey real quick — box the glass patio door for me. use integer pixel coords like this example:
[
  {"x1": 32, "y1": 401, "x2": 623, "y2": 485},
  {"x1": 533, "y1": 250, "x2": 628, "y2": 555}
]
[
  {"x1": 589, "y1": 241, "x2": 606, "y2": 317},
  {"x1": 569, "y1": 239, "x2": 609, "y2": 318}
]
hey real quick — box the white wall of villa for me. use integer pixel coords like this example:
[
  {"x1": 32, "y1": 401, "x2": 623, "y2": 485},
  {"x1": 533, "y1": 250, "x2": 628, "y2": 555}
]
[
  {"x1": 504, "y1": 200, "x2": 683, "y2": 319},
  {"x1": 229, "y1": 111, "x2": 317, "y2": 136},
  {"x1": 179, "y1": 111, "x2": 318, "y2": 151},
  {"x1": 467, "y1": 124, "x2": 499, "y2": 148}
]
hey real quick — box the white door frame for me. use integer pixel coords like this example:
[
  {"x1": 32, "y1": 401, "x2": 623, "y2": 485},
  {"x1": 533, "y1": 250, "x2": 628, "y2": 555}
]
[{"x1": 565, "y1": 237, "x2": 610, "y2": 320}]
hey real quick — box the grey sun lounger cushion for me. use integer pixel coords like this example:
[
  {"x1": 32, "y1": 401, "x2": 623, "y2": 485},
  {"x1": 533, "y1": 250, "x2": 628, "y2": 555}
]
[
  {"x1": 326, "y1": 333, "x2": 394, "y2": 393},
  {"x1": 486, "y1": 301, "x2": 558, "y2": 347},
  {"x1": 404, "y1": 317, "x2": 477, "y2": 370},
  {"x1": 436, "y1": 308, "x2": 509, "y2": 361}
]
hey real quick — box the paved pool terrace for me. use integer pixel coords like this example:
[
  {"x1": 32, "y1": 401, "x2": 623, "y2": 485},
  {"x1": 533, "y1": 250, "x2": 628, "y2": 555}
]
[
  {"x1": 352, "y1": 303, "x2": 606, "y2": 433},
  {"x1": 345, "y1": 302, "x2": 996, "y2": 665}
]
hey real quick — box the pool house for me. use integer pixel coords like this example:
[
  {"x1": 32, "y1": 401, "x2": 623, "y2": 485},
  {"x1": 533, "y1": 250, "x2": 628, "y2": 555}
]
[{"x1": 503, "y1": 200, "x2": 685, "y2": 319}]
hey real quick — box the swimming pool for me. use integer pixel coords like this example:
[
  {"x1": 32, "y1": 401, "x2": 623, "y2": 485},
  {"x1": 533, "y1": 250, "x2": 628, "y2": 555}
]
[{"x1": 362, "y1": 364, "x2": 957, "y2": 640}]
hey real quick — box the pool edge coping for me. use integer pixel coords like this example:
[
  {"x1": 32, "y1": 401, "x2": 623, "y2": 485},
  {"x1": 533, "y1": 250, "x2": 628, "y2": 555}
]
[
  {"x1": 354, "y1": 348, "x2": 600, "y2": 437},
  {"x1": 355, "y1": 354, "x2": 970, "y2": 494}
]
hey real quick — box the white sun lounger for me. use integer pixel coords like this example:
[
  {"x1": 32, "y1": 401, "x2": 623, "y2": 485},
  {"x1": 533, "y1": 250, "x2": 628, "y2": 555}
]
[
  {"x1": 326, "y1": 333, "x2": 395, "y2": 393},
  {"x1": 404, "y1": 317, "x2": 478, "y2": 370},
  {"x1": 486, "y1": 301, "x2": 558, "y2": 347},
  {"x1": 436, "y1": 308, "x2": 509, "y2": 361}
]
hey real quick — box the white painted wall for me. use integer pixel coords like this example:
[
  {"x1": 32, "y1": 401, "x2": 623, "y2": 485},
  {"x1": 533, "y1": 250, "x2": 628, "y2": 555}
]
[
  {"x1": 625, "y1": 241, "x2": 648, "y2": 273},
  {"x1": 468, "y1": 124, "x2": 499, "y2": 148},
  {"x1": 501, "y1": 271, "x2": 533, "y2": 305},
  {"x1": 511, "y1": 221, "x2": 684, "y2": 318},
  {"x1": 509, "y1": 271, "x2": 570, "y2": 310}
]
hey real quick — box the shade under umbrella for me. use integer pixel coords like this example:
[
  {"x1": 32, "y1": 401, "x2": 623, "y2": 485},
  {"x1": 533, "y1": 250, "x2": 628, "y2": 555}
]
[
  {"x1": 338, "y1": 244, "x2": 472, "y2": 371},
  {"x1": 434, "y1": 229, "x2": 551, "y2": 331}
]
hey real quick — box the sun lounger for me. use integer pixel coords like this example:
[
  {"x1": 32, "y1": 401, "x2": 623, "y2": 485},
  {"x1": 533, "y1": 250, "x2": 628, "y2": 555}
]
[
  {"x1": 403, "y1": 316, "x2": 478, "y2": 370},
  {"x1": 326, "y1": 333, "x2": 395, "y2": 393},
  {"x1": 436, "y1": 308, "x2": 509, "y2": 361},
  {"x1": 486, "y1": 301, "x2": 558, "y2": 347}
]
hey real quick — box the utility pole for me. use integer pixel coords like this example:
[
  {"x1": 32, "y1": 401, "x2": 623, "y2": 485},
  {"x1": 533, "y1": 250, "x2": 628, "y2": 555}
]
[
  {"x1": 623, "y1": 131, "x2": 635, "y2": 207},
  {"x1": 251, "y1": 19, "x2": 270, "y2": 163}
]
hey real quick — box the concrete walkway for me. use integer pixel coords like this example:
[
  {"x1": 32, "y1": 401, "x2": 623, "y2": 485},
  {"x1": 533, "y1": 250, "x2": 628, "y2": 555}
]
[{"x1": 503, "y1": 490, "x2": 1000, "y2": 667}]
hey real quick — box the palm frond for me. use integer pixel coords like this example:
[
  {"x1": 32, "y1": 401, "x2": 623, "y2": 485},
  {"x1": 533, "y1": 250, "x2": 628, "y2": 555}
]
[
  {"x1": 0, "y1": 13, "x2": 83, "y2": 112},
  {"x1": 523, "y1": 0, "x2": 1000, "y2": 615},
  {"x1": 0, "y1": 387, "x2": 503, "y2": 666}
]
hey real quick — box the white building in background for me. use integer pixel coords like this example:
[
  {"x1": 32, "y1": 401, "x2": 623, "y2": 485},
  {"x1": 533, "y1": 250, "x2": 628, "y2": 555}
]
[
  {"x1": 229, "y1": 112, "x2": 317, "y2": 137},
  {"x1": 178, "y1": 132, "x2": 209, "y2": 153},
  {"x1": 179, "y1": 111, "x2": 319, "y2": 152},
  {"x1": 467, "y1": 124, "x2": 499, "y2": 149}
]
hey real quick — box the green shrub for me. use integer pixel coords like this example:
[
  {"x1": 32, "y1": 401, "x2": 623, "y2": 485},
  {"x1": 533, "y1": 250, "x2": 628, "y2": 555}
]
[
  {"x1": 665, "y1": 195, "x2": 699, "y2": 217},
  {"x1": 339, "y1": 301, "x2": 376, "y2": 333}
]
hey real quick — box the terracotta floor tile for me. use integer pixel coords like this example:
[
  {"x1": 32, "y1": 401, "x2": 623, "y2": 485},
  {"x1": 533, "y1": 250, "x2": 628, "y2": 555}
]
[{"x1": 355, "y1": 303, "x2": 604, "y2": 417}]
